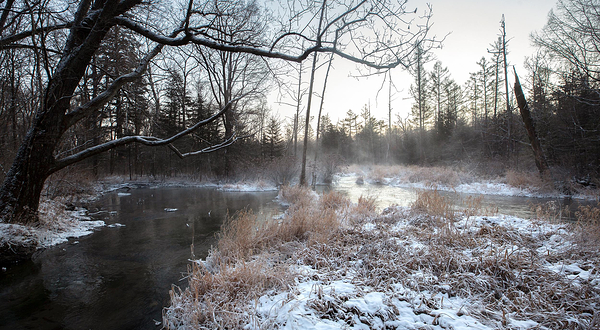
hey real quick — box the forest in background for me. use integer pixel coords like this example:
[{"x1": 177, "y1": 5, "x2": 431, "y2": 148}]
[{"x1": 0, "y1": 0, "x2": 598, "y2": 192}]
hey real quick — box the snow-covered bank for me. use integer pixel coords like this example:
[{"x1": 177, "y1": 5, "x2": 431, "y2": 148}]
[
  {"x1": 342, "y1": 164, "x2": 600, "y2": 200},
  {"x1": 163, "y1": 187, "x2": 600, "y2": 329},
  {"x1": 93, "y1": 176, "x2": 278, "y2": 193},
  {"x1": 0, "y1": 199, "x2": 104, "y2": 263}
]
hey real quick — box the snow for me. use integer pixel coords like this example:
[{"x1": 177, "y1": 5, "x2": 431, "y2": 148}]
[
  {"x1": 0, "y1": 206, "x2": 105, "y2": 250},
  {"x1": 249, "y1": 279, "x2": 495, "y2": 330},
  {"x1": 389, "y1": 178, "x2": 552, "y2": 198},
  {"x1": 166, "y1": 192, "x2": 599, "y2": 329},
  {"x1": 219, "y1": 182, "x2": 278, "y2": 192}
]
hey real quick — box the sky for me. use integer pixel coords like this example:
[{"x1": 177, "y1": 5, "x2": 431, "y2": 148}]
[{"x1": 270, "y1": 0, "x2": 559, "y2": 125}]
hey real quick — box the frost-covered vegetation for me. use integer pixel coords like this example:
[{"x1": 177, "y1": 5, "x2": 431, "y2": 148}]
[
  {"x1": 163, "y1": 186, "x2": 600, "y2": 329},
  {"x1": 345, "y1": 164, "x2": 600, "y2": 200},
  {"x1": 0, "y1": 198, "x2": 104, "y2": 262}
]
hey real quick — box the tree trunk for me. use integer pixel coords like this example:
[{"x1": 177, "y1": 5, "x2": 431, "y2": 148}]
[
  {"x1": 299, "y1": 52, "x2": 318, "y2": 186},
  {"x1": 0, "y1": 133, "x2": 54, "y2": 223},
  {"x1": 0, "y1": 0, "x2": 118, "y2": 223},
  {"x1": 513, "y1": 69, "x2": 548, "y2": 175}
]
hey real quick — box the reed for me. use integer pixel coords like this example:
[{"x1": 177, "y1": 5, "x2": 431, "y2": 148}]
[{"x1": 165, "y1": 184, "x2": 600, "y2": 329}]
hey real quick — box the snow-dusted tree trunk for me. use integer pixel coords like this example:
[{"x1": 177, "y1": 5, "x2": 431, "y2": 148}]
[{"x1": 0, "y1": 0, "x2": 123, "y2": 222}]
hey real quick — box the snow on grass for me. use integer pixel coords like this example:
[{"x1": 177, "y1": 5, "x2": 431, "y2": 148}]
[
  {"x1": 164, "y1": 187, "x2": 600, "y2": 329},
  {"x1": 343, "y1": 164, "x2": 600, "y2": 200},
  {"x1": 219, "y1": 180, "x2": 278, "y2": 192},
  {"x1": 0, "y1": 199, "x2": 104, "y2": 251}
]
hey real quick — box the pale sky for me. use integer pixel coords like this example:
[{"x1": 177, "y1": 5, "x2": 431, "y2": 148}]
[{"x1": 271, "y1": 0, "x2": 558, "y2": 126}]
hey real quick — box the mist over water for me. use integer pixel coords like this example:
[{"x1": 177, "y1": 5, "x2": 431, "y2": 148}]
[{"x1": 328, "y1": 174, "x2": 591, "y2": 220}]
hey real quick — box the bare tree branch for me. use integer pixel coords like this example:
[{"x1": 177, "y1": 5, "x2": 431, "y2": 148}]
[{"x1": 52, "y1": 96, "x2": 240, "y2": 173}]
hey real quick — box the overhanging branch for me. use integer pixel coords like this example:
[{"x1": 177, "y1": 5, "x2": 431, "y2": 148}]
[
  {"x1": 51, "y1": 97, "x2": 241, "y2": 173},
  {"x1": 168, "y1": 133, "x2": 239, "y2": 158}
]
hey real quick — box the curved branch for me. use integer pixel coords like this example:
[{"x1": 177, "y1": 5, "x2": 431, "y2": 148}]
[
  {"x1": 51, "y1": 97, "x2": 240, "y2": 173},
  {"x1": 168, "y1": 133, "x2": 239, "y2": 158},
  {"x1": 116, "y1": 16, "x2": 319, "y2": 63},
  {"x1": 62, "y1": 41, "x2": 166, "y2": 129},
  {"x1": 0, "y1": 23, "x2": 71, "y2": 48}
]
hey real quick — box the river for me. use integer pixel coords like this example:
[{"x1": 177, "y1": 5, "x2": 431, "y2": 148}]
[
  {"x1": 0, "y1": 186, "x2": 281, "y2": 330},
  {"x1": 0, "y1": 179, "x2": 591, "y2": 329}
]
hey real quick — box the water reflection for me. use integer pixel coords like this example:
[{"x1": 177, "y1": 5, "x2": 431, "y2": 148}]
[
  {"x1": 328, "y1": 175, "x2": 595, "y2": 220},
  {"x1": 0, "y1": 187, "x2": 280, "y2": 330}
]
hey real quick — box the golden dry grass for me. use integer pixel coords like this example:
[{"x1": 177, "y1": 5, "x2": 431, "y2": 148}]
[
  {"x1": 164, "y1": 186, "x2": 349, "y2": 329},
  {"x1": 410, "y1": 189, "x2": 456, "y2": 222},
  {"x1": 165, "y1": 185, "x2": 600, "y2": 330}
]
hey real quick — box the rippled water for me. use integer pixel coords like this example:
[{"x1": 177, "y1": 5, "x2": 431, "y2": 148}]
[{"x1": 0, "y1": 187, "x2": 281, "y2": 330}]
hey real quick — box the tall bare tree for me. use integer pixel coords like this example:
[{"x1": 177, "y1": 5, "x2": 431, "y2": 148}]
[
  {"x1": 531, "y1": 0, "x2": 600, "y2": 84},
  {"x1": 0, "y1": 0, "x2": 437, "y2": 224}
]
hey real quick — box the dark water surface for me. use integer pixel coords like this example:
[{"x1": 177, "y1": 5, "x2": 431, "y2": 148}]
[{"x1": 0, "y1": 187, "x2": 281, "y2": 330}]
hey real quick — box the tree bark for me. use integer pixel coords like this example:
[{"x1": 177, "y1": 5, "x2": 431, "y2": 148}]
[
  {"x1": 513, "y1": 68, "x2": 548, "y2": 175},
  {"x1": 0, "y1": 0, "x2": 121, "y2": 223}
]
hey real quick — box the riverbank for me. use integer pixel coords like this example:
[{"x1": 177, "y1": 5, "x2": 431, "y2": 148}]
[
  {"x1": 164, "y1": 186, "x2": 600, "y2": 329},
  {"x1": 344, "y1": 164, "x2": 600, "y2": 200}
]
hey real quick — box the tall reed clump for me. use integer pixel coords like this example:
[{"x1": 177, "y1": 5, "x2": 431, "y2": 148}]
[
  {"x1": 344, "y1": 195, "x2": 377, "y2": 226},
  {"x1": 164, "y1": 186, "x2": 349, "y2": 329},
  {"x1": 410, "y1": 189, "x2": 456, "y2": 223},
  {"x1": 573, "y1": 204, "x2": 600, "y2": 248}
]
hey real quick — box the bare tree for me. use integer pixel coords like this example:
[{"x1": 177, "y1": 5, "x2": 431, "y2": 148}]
[
  {"x1": 409, "y1": 41, "x2": 432, "y2": 163},
  {"x1": 312, "y1": 52, "x2": 334, "y2": 185},
  {"x1": 513, "y1": 68, "x2": 549, "y2": 175},
  {"x1": 0, "y1": 0, "x2": 437, "y2": 224},
  {"x1": 500, "y1": 15, "x2": 512, "y2": 156},
  {"x1": 531, "y1": 0, "x2": 600, "y2": 84}
]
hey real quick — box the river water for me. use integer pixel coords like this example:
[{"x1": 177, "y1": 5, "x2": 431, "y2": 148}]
[
  {"x1": 0, "y1": 186, "x2": 281, "y2": 330},
  {"x1": 331, "y1": 175, "x2": 591, "y2": 220},
  {"x1": 0, "y1": 180, "x2": 593, "y2": 329}
]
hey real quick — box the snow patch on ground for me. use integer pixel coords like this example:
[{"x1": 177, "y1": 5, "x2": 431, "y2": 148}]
[
  {"x1": 0, "y1": 204, "x2": 104, "y2": 250},
  {"x1": 219, "y1": 182, "x2": 278, "y2": 192},
  {"x1": 249, "y1": 277, "x2": 504, "y2": 330}
]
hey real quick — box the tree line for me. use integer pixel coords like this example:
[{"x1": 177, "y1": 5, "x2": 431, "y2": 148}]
[
  {"x1": 317, "y1": 0, "x2": 600, "y2": 182},
  {"x1": 0, "y1": 0, "x2": 437, "y2": 224},
  {"x1": 1, "y1": 0, "x2": 598, "y2": 224}
]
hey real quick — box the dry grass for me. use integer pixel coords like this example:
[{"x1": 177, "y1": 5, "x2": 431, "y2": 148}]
[
  {"x1": 505, "y1": 169, "x2": 556, "y2": 193},
  {"x1": 572, "y1": 204, "x2": 600, "y2": 248},
  {"x1": 164, "y1": 186, "x2": 349, "y2": 329},
  {"x1": 295, "y1": 200, "x2": 600, "y2": 329},
  {"x1": 410, "y1": 189, "x2": 456, "y2": 222},
  {"x1": 404, "y1": 165, "x2": 463, "y2": 187},
  {"x1": 165, "y1": 184, "x2": 600, "y2": 330},
  {"x1": 165, "y1": 258, "x2": 291, "y2": 329},
  {"x1": 319, "y1": 190, "x2": 350, "y2": 210},
  {"x1": 532, "y1": 201, "x2": 572, "y2": 224}
]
